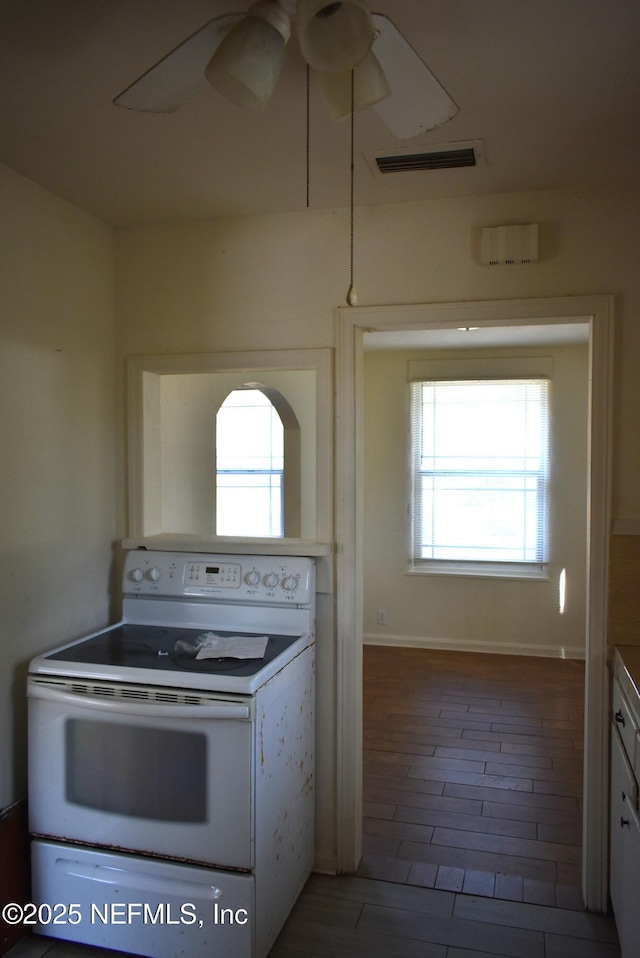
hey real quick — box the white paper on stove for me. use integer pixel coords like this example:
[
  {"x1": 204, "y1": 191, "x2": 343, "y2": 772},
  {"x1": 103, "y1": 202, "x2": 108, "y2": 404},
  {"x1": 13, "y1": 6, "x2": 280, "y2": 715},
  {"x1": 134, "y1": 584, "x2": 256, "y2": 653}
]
[{"x1": 195, "y1": 632, "x2": 269, "y2": 660}]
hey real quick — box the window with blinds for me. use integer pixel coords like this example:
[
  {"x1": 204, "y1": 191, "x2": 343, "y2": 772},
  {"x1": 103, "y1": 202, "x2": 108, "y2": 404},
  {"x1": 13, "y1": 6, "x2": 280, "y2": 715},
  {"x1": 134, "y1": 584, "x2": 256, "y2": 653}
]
[
  {"x1": 410, "y1": 379, "x2": 550, "y2": 575},
  {"x1": 216, "y1": 388, "x2": 284, "y2": 537}
]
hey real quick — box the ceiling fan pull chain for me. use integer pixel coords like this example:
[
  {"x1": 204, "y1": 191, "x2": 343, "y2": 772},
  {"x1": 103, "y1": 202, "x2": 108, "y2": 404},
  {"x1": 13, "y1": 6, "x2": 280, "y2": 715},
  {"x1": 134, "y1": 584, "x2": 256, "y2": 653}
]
[
  {"x1": 306, "y1": 63, "x2": 310, "y2": 208},
  {"x1": 347, "y1": 68, "x2": 358, "y2": 306}
]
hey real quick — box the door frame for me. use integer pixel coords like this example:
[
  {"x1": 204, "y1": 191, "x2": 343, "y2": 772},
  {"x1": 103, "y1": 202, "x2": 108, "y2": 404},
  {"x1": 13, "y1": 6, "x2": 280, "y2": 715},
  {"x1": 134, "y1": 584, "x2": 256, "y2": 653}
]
[{"x1": 334, "y1": 295, "x2": 614, "y2": 911}]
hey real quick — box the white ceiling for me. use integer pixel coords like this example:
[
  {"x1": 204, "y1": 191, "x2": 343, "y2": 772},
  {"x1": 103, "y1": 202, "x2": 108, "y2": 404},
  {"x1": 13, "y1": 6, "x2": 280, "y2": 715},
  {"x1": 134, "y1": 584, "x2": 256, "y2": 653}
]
[
  {"x1": 1, "y1": 0, "x2": 639, "y2": 227},
  {"x1": 363, "y1": 322, "x2": 590, "y2": 351}
]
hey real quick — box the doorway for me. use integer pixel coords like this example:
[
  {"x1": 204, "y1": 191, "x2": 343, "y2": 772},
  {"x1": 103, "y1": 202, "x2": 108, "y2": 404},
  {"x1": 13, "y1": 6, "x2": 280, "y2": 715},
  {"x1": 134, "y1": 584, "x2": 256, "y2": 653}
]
[{"x1": 334, "y1": 296, "x2": 614, "y2": 912}]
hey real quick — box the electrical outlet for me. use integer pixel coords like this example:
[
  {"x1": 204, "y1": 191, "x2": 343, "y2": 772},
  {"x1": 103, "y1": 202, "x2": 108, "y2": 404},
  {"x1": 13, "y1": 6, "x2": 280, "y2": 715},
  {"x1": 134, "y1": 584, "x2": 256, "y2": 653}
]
[{"x1": 377, "y1": 609, "x2": 387, "y2": 626}]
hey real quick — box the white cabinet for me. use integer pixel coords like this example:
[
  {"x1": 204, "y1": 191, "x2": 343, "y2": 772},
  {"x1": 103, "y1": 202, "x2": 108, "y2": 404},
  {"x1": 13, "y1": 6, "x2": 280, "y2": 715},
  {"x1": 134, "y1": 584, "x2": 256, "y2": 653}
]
[{"x1": 610, "y1": 672, "x2": 640, "y2": 958}]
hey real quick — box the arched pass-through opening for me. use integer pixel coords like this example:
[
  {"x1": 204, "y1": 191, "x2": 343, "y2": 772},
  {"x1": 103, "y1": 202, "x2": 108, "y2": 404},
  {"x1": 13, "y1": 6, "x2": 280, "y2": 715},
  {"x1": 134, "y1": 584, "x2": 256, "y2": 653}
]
[
  {"x1": 215, "y1": 384, "x2": 302, "y2": 539},
  {"x1": 335, "y1": 296, "x2": 614, "y2": 911}
]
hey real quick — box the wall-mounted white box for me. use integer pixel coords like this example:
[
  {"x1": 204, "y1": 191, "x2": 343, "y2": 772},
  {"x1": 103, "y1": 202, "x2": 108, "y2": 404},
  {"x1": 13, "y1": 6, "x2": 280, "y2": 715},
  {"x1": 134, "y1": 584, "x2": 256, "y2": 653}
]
[{"x1": 480, "y1": 223, "x2": 539, "y2": 265}]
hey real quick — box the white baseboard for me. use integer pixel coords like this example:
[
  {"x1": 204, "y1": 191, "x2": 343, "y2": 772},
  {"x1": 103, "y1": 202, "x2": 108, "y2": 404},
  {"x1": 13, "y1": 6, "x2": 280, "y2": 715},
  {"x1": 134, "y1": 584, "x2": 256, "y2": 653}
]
[{"x1": 363, "y1": 632, "x2": 585, "y2": 660}]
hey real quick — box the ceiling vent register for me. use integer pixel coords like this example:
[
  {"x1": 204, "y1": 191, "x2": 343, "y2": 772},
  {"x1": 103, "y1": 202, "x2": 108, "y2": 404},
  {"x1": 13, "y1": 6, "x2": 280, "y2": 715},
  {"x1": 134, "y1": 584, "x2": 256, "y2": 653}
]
[{"x1": 375, "y1": 146, "x2": 477, "y2": 173}]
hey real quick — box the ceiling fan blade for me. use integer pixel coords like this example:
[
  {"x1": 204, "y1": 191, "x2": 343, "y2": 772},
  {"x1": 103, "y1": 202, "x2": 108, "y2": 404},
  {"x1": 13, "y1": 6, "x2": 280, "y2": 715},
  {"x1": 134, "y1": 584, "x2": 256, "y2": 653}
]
[
  {"x1": 114, "y1": 13, "x2": 243, "y2": 113},
  {"x1": 371, "y1": 13, "x2": 459, "y2": 140}
]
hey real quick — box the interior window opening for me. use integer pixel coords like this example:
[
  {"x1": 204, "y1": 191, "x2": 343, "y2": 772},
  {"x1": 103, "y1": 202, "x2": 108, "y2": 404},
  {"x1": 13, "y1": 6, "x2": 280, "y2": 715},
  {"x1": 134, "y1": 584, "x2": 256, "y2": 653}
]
[{"x1": 215, "y1": 385, "x2": 301, "y2": 538}]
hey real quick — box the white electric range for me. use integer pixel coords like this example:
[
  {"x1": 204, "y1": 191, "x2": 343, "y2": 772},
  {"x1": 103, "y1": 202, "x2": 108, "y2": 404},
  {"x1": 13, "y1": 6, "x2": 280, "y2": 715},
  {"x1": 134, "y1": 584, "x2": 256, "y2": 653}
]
[{"x1": 27, "y1": 550, "x2": 316, "y2": 958}]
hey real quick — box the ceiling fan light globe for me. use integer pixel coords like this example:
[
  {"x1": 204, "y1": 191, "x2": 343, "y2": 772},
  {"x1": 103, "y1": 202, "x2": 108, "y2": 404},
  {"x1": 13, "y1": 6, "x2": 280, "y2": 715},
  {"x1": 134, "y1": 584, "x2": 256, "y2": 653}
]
[
  {"x1": 320, "y1": 50, "x2": 390, "y2": 118},
  {"x1": 297, "y1": 0, "x2": 374, "y2": 74},
  {"x1": 250, "y1": 0, "x2": 292, "y2": 41},
  {"x1": 205, "y1": 14, "x2": 287, "y2": 110}
]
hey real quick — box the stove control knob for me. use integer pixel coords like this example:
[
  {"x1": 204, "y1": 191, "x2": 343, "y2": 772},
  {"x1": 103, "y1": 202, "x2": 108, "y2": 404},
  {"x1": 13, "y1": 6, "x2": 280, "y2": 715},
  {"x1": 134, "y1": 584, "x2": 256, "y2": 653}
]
[
  {"x1": 146, "y1": 567, "x2": 161, "y2": 582},
  {"x1": 282, "y1": 575, "x2": 299, "y2": 592},
  {"x1": 129, "y1": 568, "x2": 143, "y2": 582},
  {"x1": 263, "y1": 572, "x2": 279, "y2": 589},
  {"x1": 244, "y1": 570, "x2": 260, "y2": 586}
]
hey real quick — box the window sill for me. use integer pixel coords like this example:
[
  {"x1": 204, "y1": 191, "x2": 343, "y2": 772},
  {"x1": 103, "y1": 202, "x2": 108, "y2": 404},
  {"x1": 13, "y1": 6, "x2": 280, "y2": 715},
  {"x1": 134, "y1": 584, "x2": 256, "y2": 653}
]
[{"x1": 407, "y1": 561, "x2": 549, "y2": 582}]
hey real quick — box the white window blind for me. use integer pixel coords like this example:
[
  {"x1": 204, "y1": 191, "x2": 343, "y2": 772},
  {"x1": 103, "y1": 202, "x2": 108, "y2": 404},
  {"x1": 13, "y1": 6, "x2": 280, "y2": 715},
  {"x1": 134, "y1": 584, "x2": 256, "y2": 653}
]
[
  {"x1": 411, "y1": 379, "x2": 549, "y2": 570},
  {"x1": 216, "y1": 389, "x2": 284, "y2": 537}
]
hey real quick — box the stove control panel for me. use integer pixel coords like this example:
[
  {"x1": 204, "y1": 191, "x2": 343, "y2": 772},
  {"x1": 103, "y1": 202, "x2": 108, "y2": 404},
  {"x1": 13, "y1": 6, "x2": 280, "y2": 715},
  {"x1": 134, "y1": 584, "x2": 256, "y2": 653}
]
[
  {"x1": 185, "y1": 561, "x2": 241, "y2": 589},
  {"x1": 123, "y1": 551, "x2": 314, "y2": 604}
]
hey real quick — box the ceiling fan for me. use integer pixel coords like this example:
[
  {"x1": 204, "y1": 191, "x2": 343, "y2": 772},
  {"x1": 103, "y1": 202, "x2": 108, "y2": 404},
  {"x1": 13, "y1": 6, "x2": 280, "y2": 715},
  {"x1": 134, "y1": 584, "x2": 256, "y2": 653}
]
[{"x1": 114, "y1": 0, "x2": 459, "y2": 140}]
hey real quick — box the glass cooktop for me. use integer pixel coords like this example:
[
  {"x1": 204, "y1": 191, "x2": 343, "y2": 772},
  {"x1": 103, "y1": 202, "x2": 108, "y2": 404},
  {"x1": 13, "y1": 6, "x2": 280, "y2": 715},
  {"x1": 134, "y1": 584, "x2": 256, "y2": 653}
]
[{"x1": 45, "y1": 624, "x2": 299, "y2": 679}]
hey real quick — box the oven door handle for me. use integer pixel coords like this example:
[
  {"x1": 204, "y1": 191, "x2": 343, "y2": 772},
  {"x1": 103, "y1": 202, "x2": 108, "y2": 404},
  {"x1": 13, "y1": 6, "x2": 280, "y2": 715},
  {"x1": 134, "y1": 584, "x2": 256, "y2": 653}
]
[
  {"x1": 56, "y1": 857, "x2": 224, "y2": 898},
  {"x1": 28, "y1": 683, "x2": 251, "y2": 720}
]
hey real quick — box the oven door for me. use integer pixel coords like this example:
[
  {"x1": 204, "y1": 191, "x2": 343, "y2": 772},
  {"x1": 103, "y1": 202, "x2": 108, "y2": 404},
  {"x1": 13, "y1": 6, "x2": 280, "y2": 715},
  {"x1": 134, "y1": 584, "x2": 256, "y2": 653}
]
[{"x1": 27, "y1": 676, "x2": 253, "y2": 869}]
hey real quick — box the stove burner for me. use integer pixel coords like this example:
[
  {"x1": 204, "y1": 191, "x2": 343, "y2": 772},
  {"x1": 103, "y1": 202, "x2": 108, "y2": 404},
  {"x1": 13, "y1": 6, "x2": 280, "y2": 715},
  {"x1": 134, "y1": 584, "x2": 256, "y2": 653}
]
[{"x1": 67, "y1": 641, "x2": 157, "y2": 663}]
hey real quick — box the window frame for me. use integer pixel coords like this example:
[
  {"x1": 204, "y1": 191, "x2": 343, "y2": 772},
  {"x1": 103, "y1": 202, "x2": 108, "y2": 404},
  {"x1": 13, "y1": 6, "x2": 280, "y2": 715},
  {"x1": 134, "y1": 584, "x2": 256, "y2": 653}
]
[
  {"x1": 215, "y1": 387, "x2": 285, "y2": 539},
  {"x1": 409, "y1": 377, "x2": 551, "y2": 580}
]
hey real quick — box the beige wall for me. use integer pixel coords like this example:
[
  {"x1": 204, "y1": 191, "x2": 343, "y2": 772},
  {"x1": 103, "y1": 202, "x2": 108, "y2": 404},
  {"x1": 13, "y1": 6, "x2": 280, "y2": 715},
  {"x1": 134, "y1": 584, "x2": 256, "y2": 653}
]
[
  {"x1": 0, "y1": 164, "x2": 116, "y2": 809},
  {"x1": 116, "y1": 185, "x2": 640, "y2": 869},
  {"x1": 116, "y1": 186, "x2": 640, "y2": 520},
  {"x1": 2, "y1": 172, "x2": 639, "y2": 863},
  {"x1": 363, "y1": 344, "x2": 589, "y2": 657},
  {"x1": 158, "y1": 369, "x2": 316, "y2": 537}
]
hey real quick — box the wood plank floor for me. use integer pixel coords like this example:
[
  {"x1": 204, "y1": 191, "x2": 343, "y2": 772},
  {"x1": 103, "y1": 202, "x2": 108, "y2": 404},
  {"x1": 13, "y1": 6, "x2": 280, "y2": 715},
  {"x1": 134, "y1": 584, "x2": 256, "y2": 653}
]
[
  {"x1": 358, "y1": 646, "x2": 586, "y2": 909},
  {"x1": 8, "y1": 647, "x2": 620, "y2": 958},
  {"x1": 270, "y1": 873, "x2": 619, "y2": 958},
  {"x1": 268, "y1": 646, "x2": 618, "y2": 957},
  {"x1": 9, "y1": 879, "x2": 621, "y2": 958}
]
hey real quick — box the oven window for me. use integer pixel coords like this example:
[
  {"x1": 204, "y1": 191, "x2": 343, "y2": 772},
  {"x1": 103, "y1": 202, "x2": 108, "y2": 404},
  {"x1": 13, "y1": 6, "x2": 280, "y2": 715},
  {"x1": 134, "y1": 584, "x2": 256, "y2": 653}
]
[{"x1": 65, "y1": 719, "x2": 207, "y2": 822}]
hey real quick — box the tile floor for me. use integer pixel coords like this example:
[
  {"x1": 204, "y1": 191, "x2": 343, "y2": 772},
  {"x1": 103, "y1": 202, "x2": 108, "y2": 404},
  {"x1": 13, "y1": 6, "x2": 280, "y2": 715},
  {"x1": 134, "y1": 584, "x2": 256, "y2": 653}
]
[
  {"x1": 6, "y1": 648, "x2": 621, "y2": 958},
  {"x1": 359, "y1": 646, "x2": 587, "y2": 909},
  {"x1": 6, "y1": 875, "x2": 621, "y2": 958}
]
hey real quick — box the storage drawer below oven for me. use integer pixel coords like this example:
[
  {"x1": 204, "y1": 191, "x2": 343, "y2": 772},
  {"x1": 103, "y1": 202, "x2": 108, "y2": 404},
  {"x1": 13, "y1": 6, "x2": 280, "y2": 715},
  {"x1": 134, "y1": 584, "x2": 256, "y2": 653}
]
[{"x1": 31, "y1": 839, "x2": 254, "y2": 958}]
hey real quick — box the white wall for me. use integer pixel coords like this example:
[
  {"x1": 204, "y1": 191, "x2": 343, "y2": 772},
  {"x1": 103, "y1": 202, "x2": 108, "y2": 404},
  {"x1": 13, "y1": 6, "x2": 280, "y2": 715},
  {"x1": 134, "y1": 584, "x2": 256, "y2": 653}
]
[
  {"x1": 0, "y1": 164, "x2": 116, "y2": 809},
  {"x1": 116, "y1": 184, "x2": 640, "y2": 870},
  {"x1": 363, "y1": 343, "x2": 589, "y2": 657}
]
